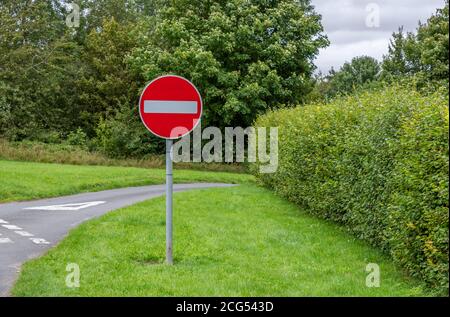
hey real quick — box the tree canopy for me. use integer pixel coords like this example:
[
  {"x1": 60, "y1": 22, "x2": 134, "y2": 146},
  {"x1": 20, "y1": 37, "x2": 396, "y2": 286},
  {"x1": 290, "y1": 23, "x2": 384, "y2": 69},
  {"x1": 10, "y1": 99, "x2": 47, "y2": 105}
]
[
  {"x1": 382, "y1": 1, "x2": 449, "y2": 87},
  {"x1": 128, "y1": 0, "x2": 329, "y2": 128},
  {"x1": 3, "y1": 0, "x2": 447, "y2": 159},
  {"x1": 308, "y1": 1, "x2": 449, "y2": 103},
  {"x1": 308, "y1": 56, "x2": 380, "y2": 101},
  {"x1": 1, "y1": 0, "x2": 328, "y2": 153}
]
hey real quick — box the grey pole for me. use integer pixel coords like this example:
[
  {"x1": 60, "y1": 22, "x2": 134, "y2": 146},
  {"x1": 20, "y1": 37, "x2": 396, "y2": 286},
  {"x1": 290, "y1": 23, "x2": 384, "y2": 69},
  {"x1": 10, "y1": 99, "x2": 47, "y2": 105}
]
[{"x1": 165, "y1": 139, "x2": 173, "y2": 265}]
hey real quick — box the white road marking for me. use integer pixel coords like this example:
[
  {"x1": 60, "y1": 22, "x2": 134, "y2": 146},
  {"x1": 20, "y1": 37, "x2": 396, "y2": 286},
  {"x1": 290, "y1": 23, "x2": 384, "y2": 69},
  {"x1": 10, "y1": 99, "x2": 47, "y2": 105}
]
[
  {"x1": 2, "y1": 224, "x2": 23, "y2": 230},
  {"x1": 24, "y1": 201, "x2": 106, "y2": 211},
  {"x1": 144, "y1": 100, "x2": 198, "y2": 114},
  {"x1": 0, "y1": 219, "x2": 9, "y2": 224},
  {"x1": 15, "y1": 231, "x2": 34, "y2": 237},
  {"x1": 30, "y1": 238, "x2": 50, "y2": 245},
  {"x1": 1, "y1": 220, "x2": 49, "y2": 245}
]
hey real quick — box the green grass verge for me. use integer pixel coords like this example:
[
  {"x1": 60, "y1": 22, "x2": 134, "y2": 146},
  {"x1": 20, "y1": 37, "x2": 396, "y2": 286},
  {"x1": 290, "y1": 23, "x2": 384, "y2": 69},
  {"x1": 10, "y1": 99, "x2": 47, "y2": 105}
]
[
  {"x1": 0, "y1": 139, "x2": 246, "y2": 173},
  {"x1": 0, "y1": 160, "x2": 254, "y2": 202},
  {"x1": 12, "y1": 184, "x2": 427, "y2": 296}
]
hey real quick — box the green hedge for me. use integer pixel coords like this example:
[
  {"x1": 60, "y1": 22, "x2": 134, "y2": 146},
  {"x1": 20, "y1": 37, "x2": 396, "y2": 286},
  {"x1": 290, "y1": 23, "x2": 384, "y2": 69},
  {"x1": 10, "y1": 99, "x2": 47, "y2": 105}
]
[{"x1": 253, "y1": 85, "x2": 449, "y2": 294}]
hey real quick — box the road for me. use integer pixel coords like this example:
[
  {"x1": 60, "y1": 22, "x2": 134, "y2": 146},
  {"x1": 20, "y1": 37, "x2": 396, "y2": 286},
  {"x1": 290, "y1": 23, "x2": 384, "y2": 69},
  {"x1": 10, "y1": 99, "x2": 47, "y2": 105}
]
[{"x1": 0, "y1": 183, "x2": 234, "y2": 296}]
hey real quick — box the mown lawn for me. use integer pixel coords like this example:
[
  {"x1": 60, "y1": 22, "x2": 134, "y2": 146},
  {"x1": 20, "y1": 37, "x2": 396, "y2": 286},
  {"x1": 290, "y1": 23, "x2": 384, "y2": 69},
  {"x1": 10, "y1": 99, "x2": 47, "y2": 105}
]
[
  {"x1": 0, "y1": 160, "x2": 253, "y2": 202},
  {"x1": 12, "y1": 184, "x2": 428, "y2": 296}
]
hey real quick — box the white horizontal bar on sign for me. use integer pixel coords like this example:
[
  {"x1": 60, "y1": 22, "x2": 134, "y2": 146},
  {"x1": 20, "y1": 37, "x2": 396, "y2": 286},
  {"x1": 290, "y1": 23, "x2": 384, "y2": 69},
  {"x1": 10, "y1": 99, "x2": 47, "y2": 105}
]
[{"x1": 144, "y1": 100, "x2": 197, "y2": 114}]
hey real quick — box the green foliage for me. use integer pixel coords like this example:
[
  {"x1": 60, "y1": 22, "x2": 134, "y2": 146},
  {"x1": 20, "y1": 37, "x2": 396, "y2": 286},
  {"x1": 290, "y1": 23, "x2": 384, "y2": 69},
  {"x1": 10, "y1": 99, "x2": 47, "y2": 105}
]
[
  {"x1": 12, "y1": 184, "x2": 426, "y2": 296},
  {"x1": 386, "y1": 96, "x2": 449, "y2": 292},
  {"x1": 67, "y1": 128, "x2": 88, "y2": 148},
  {"x1": 381, "y1": 27, "x2": 421, "y2": 78},
  {"x1": 66, "y1": 0, "x2": 161, "y2": 43},
  {"x1": 128, "y1": 0, "x2": 329, "y2": 128},
  {"x1": 307, "y1": 56, "x2": 381, "y2": 102},
  {"x1": 75, "y1": 17, "x2": 144, "y2": 136},
  {"x1": 0, "y1": 139, "x2": 247, "y2": 173},
  {"x1": 0, "y1": 0, "x2": 82, "y2": 139},
  {"x1": 0, "y1": 82, "x2": 12, "y2": 136},
  {"x1": 382, "y1": 2, "x2": 449, "y2": 88},
  {"x1": 1, "y1": 0, "x2": 327, "y2": 156},
  {"x1": 0, "y1": 159, "x2": 253, "y2": 202},
  {"x1": 94, "y1": 104, "x2": 163, "y2": 158},
  {"x1": 33, "y1": 131, "x2": 63, "y2": 144},
  {"x1": 0, "y1": 0, "x2": 154, "y2": 145},
  {"x1": 327, "y1": 56, "x2": 380, "y2": 97},
  {"x1": 253, "y1": 85, "x2": 449, "y2": 294}
]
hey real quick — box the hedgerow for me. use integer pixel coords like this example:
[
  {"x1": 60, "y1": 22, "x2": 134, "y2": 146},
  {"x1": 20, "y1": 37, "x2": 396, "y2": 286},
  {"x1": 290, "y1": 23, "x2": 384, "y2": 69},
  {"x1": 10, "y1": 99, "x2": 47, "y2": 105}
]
[
  {"x1": 386, "y1": 95, "x2": 449, "y2": 293},
  {"x1": 252, "y1": 85, "x2": 449, "y2": 294}
]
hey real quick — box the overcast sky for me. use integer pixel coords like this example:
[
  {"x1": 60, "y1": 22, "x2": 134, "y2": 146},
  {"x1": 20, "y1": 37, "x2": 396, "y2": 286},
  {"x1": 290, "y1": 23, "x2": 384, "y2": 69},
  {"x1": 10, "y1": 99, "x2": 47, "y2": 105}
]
[{"x1": 311, "y1": 0, "x2": 445, "y2": 74}]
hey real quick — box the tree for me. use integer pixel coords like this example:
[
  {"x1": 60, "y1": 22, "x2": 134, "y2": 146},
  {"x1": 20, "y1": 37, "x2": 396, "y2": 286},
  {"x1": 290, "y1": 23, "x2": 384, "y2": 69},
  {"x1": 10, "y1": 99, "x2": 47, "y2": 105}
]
[
  {"x1": 332, "y1": 56, "x2": 380, "y2": 93},
  {"x1": 128, "y1": 0, "x2": 329, "y2": 129},
  {"x1": 416, "y1": 1, "x2": 449, "y2": 83},
  {"x1": 75, "y1": 18, "x2": 144, "y2": 136},
  {"x1": 313, "y1": 56, "x2": 380, "y2": 100},
  {"x1": 0, "y1": 0, "x2": 81, "y2": 140},
  {"x1": 70, "y1": 0, "x2": 161, "y2": 41},
  {"x1": 0, "y1": 0, "x2": 155, "y2": 141},
  {"x1": 381, "y1": 27, "x2": 421, "y2": 78},
  {"x1": 382, "y1": 1, "x2": 449, "y2": 86}
]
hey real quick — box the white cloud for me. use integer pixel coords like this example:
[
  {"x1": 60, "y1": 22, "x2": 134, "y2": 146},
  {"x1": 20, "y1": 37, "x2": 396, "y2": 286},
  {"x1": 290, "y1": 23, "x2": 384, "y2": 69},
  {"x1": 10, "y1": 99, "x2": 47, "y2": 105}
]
[
  {"x1": 316, "y1": 39, "x2": 390, "y2": 74},
  {"x1": 311, "y1": 0, "x2": 445, "y2": 73}
]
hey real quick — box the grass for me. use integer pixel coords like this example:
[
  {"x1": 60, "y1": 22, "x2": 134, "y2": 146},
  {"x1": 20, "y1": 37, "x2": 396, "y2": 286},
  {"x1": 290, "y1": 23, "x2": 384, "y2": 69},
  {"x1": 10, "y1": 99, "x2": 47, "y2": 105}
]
[
  {"x1": 12, "y1": 184, "x2": 428, "y2": 296},
  {"x1": 0, "y1": 160, "x2": 254, "y2": 202},
  {"x1": 0, "y1": 139, "x2": 246, "y2": 173}
]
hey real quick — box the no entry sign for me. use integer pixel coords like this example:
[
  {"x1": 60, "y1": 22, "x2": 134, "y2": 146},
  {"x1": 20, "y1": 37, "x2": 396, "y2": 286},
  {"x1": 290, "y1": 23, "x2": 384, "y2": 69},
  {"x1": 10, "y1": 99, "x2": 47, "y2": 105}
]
[
  {"x1": 139, "y1": 75, "x2": 203, "y2": 139},
  {"x1": 138, "y1": 75, "x2": 203, "y2": 265}
]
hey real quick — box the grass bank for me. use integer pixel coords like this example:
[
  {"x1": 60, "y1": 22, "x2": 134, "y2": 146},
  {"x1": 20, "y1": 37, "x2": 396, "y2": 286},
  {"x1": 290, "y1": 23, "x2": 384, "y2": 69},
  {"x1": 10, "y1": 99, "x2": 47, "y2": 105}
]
[
  {"x1": 12, "y1": 184, "x2": 427, "y2": 296},
  {"x1": 0, "y1": 139, "x2": 246, "y2": 173},
  {"x1": 0, "y1": 160, "x2": 254, "y2": 202}
]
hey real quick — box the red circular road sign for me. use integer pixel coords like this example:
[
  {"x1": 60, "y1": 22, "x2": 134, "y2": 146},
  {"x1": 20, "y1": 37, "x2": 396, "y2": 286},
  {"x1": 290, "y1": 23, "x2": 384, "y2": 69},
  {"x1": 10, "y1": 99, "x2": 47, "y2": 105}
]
[{"x1": 139, "y1": 75, "x2": 203, "y2": 139}]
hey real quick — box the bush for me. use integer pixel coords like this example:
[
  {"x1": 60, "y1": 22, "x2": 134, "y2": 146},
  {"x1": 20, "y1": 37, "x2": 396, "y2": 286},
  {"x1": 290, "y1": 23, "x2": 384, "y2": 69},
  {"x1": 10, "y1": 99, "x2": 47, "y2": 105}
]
[
  {"x1": 32, "y1": 131, "x2": 62, "y2": 144},
  {"x1": 252, "y1": 85, "x2": 449, "y2": 294},
  {"x1": 386, "y1": 95, "x2": 449, "y2": 293},
  {"x1": 67, "y1": 128, "x2": 88, "y2": 148},
  {"x1": 94, "y1": 104, "x2": 163, "y2": 158}
]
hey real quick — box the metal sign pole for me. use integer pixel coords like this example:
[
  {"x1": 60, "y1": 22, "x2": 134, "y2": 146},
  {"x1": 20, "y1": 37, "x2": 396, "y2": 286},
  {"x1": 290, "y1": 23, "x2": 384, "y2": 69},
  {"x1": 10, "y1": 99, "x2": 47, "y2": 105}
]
[
  {"x1": 139, "y1": 76, "x2": 202, "y2": 266},
  {"x1": 166, "y1": 139, "x2": 173, "y2": 265}
]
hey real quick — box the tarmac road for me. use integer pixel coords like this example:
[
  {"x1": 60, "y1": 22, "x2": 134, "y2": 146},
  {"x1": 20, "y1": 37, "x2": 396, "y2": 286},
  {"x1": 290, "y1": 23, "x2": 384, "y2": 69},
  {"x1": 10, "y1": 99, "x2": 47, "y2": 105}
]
[{"x1": 0, "y1": 183, "x2": 234, "y2": 296}]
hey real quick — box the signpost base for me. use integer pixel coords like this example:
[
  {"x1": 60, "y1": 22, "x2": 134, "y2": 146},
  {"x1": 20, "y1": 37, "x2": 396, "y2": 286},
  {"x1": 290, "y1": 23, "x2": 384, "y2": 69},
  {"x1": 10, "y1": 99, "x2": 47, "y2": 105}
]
[{"x1": 166, "y1": 139, "x2": 173, "y2": 265}]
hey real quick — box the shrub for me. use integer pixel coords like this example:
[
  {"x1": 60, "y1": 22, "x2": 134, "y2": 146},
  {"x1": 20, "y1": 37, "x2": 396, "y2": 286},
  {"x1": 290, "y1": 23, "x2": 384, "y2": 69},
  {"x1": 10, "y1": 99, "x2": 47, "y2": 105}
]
[
  {"x1": 386, "y1": 94, "x2": 449, "y2": 293},
  {"x1": 252, "y1": 85, "x2": 449, "y2": 294},
  {"x1": 32, "y1": 131, "x2": 62, "y2": 144},
  {"x1": 94, "y1": 104, "x2": 163, "y2": 158},
  {"x1": 67, "y1": 128, "x2": 88, "y2": 148}
]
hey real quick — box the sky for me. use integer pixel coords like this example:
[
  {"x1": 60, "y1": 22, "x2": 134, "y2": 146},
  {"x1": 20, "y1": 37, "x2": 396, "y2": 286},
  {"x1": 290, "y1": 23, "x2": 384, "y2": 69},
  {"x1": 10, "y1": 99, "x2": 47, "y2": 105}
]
[{"x1": 311, "y1": 0, "x2": 445, "y2": 74}]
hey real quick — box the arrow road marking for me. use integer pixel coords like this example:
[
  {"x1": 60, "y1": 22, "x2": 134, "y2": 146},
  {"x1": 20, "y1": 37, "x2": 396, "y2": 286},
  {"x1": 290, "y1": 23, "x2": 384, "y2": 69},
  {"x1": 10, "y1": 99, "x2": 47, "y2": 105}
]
[
  {"x1": 0, "y1": 238, "x2": 13, "y2": 244},
  {"x1": 15, "y1": 231, "x2": 34, "y2": 237},
  {"x1": 144, "y1": 100, "x2": 198, "y2": 114},
  {"x1": 24, "y1": 201, "x2": 106, "y2": 211},
  {"x1": 0, "y1": 219, "x2": 9, "y2": 224},
  {"x1": 2, "y1": 224, "x2": 22, "y2": 230},
  {"x1": 30, "y1": 238, "x2": 50, "y2": 245}
]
